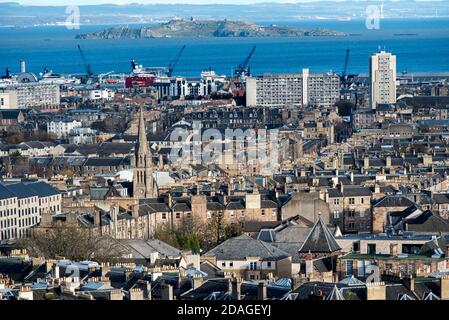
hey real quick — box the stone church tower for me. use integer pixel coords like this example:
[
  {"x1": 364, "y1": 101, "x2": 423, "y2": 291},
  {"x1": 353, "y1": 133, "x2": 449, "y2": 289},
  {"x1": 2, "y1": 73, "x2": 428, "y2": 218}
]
[{"x1": 132, "y1": 107, "x2": 156, "y2": 199}]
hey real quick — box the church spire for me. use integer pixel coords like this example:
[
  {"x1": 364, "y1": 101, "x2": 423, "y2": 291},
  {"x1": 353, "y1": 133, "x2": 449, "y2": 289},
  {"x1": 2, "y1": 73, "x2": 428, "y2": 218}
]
[
  {"x1": 132, "y1": 106, "x2": 156, "y2": 199},
  {"x1": 137, "y1": 106, "x2": 148, "y2": 155}
]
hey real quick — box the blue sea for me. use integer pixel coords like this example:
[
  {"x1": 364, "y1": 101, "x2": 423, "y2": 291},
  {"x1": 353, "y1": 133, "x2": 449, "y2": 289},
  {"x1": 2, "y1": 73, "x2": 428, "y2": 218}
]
[{"x1": 1, "y1": 18, "x2": 449, "y2": 77}]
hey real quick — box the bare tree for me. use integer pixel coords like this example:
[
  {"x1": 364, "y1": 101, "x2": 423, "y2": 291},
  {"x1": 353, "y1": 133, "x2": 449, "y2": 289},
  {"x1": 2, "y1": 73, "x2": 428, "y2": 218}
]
[{"x1": 20, "y1": 223, "x2": 125, "y2": 263}]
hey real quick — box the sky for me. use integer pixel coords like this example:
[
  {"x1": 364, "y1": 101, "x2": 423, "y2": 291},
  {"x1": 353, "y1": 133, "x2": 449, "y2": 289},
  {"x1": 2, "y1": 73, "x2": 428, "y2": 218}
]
[
  {"x1": 0, "y1": 0, "x2": 362, "y2": 5},
  {"x1": 0, "y1": 0, "x2": 440, "y2": 5}
]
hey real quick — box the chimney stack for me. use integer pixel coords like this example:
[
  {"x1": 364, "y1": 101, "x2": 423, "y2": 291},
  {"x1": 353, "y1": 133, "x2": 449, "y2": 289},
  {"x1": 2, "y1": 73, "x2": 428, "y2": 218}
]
[
  {"x1": 389, "y1": 243, "x2": 398, "y2": 256},
  {"x1": 404, "y1": 274, "x2": 415, "y2": 293},
  {"x1": 161, "y1": 283, "x2": 174, "y2": 300},
  {"x1": 100, "y1": 263, "x2": 110, "y2": 278},
  {"x1": 364, "y1": 155, "x2": 370, "y2": 169},
  {"x1": 366, "y1": 282, "x2": 386, "y2": 300},
  {"x1": 18, "y1": 286, "x2": 33, "y2": 300},
  {"x1": 143, "y1": 281, "x2": 152, "y2": 300},
  {"x1": 440, "y1": 275, "x2": 449, "y2": 300},
  {"x1": 93, "y1": 209, "x2": 101, "y2": 226},
  {"x1": 231, "y1": 278, "x2": 242, "y2": 300},
  {"x1": 109, "y1": 289, "x2": 124, "y2": 300},
  {"x1": 257, "y1": 282, "x2": 267, "y2": 300},
  {"x1": 159, "y1": 153, "x2": 164, "y2": 170},
  {"x1": 191, "y1": 274, "x2": 203, "y2": 290},
  {"x1": 52, "y1": 264, "x2": 60, "y2": 279},
  {"x1": 132, "y1": 204, "x2": 139, "y2": 219},
  {"x1": 374, "y1": 184, "x2": 380, "y2": 194},
  {"x1": 386, "y1": 156, "x2": 392, "y2": 168},
  {"x1": 129, "y1": 288, "x2": 144, "y2": 300}
]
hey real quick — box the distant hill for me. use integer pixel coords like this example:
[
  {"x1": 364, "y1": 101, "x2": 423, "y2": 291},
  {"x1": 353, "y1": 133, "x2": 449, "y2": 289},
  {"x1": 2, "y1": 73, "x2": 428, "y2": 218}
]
[{"x1": 76, "y1": 19, "x2": 346, "y2": 39}]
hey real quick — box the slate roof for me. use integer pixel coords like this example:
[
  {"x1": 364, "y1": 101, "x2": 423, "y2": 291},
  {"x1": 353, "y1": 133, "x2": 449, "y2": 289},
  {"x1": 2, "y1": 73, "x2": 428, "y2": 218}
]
[
  {"x1": 139, "y1": 198, "x2": 170, "y2": 214},
  {"x1": 0, "y1": 110, "x2": 22, "y2": 120},
  {"x1": 84, "y1": 157, "x2": 125, "y2": 167},
  {"x1": 328, "y1": 188, "x2": 343, "y2": 198},
  {"x1": 118, "y1": 239, "x2": 182, "y2": 260},
  {"x1": 203, "y1": 235, "x2": 290, "y2": 261},
  {"x1": 298, "y1": 216, "x2": 341, "y2": 253},
  {"x1": 433, "y1": 194, "x2": 449, "y2": 204},
  {"x1": 274, "y1": 225, "x2": 311, "y2": 243},
  {"x1": 23, "y1": 181, "x2": 60, "y2": 197},
  {"x1": 374, "y1": 195, "x2": 416, "y2": 208},
  {"x1": 284, "y1": 281, "x2": 365, "y2": 300},
  {"x1": 342, "y1": 186, "x2": 372, "y2": 197},
  {"x1": 403, "y1": 211, "x2": 449, "y2": 233},
  {"x1": 269, "y1": 243, "x2": 302, "y2": 263},
  {"x1": 0, "y1": 184, "x2": 16, "y2": 200},
  {"x1": 181, "y1": 278, "x2": 290, "y2": 300},
  {"x1": 1, "y1": 182, "x2": 37, "y2": 199}
]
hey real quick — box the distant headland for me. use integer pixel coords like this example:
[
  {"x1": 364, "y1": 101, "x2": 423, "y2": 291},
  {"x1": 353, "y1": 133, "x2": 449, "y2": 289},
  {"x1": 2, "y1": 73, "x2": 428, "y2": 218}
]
[{"x1": 76, "y1": 19, "x2": 346, "y2": 39}]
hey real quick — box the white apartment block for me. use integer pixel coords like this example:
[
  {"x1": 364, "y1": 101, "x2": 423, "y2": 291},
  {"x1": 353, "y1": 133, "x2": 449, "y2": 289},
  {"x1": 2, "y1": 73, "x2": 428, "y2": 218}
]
[
  {"x1": 246, "y1": 68, "x2": 340, "y2": 108},
  {"x1": 47, "y1": 119, "x2": 82, "y2": 139},
  {"x1": 0, "y1": 181, "x2": 61, "y2": 241},
  {"x1": 88, "y1": 89, "x2": 115, "y2": 101},
  {"x1": 153, "y1": 71, "x2": 226, "y2": 99},
  {"x1": 370, "y1": 51, "x2": 397, "y2": 109},
  {"x1": 0, "y1": 91, "x2": 18, "y2": 109},
  {"x1": 4, "y1": 83, "x2": 60, "y2": 109},
  {"x1": 306, "y1": 72, "x2": 341, "y2": 108},
  {"x1": 246, "y1": 73, "x2": 304, "y2": 108}
]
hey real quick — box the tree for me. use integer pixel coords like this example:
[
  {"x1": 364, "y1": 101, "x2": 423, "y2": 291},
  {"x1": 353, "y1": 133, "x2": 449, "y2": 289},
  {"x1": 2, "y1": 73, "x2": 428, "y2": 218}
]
[
  {"x1": 154, "y1": 224, "x2": 179, "y2": 249},
  {"x1": 20, "y1": 223, "x2": 125, "y2": 263},
  {"x1": 223, "y1": 223, "x2": 243, "y2": 240},
  {"x1": 335, "y1": 101, "x2": 355, "y2": 117},
  {"x1": 154, "y1": 223, "x2": 202, "y2": 254},
  {"x1": 187, "y1": 234, "x2": 201, "y2": 254},
  {"x1": 204, "y1": 213, "x2": 243, "y2": 249},
  {"x1": 91, "y1": 120, "x2": 107, "y2": 132},
  {"x1": 153, "y1": 215, "x2": 243, "y2": 253},
  {"x1": 6, "y1": 132, "x2": 24, "y2": 144}
]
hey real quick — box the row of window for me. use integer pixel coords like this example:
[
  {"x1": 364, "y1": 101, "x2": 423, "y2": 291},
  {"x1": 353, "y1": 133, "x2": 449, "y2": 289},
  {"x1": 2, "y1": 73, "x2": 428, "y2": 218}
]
[
  {"x1": 220, "y1": 261, "x2": 272, "y2": 269},
  {"x1": 333, "y1": 197, "x2": 367, "y2": 205},
  {"x1": 0, "y1": 216, "x2": 38, "y2": 229},
  {"x1": 0, "y1": 228, "x2": 32, "y2": 240},
  {"x1": 0, "y1": 208, "x2": 16, "y2": 217},
  {"x1": 161, "y1": 209, "x2": 277, "y2": 221}
]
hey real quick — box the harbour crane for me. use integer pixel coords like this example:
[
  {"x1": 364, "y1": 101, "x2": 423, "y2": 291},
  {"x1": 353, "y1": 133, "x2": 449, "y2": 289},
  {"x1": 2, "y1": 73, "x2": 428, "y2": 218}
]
[
  {"x1": 77, "y1": 44, "x2": 94, "y2": 77},
  {"x1": 1, "y1": 68, "x2": 11, "y2": 79},
  {"x1": 234, "y1": 46, "x2": 256, "y2": 78},
  {"x1": 167, "y1": 45, "x2": 186, "y2": 77},
  {"x1": 341, "y1": 49, "x2": 350, "y2": 81}
]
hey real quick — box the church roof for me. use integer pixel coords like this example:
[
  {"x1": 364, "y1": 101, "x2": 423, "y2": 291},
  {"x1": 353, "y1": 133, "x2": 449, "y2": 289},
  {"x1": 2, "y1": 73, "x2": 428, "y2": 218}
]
[{"x1": 298, "y1": 216, "x2": 341, "y2": 253}]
